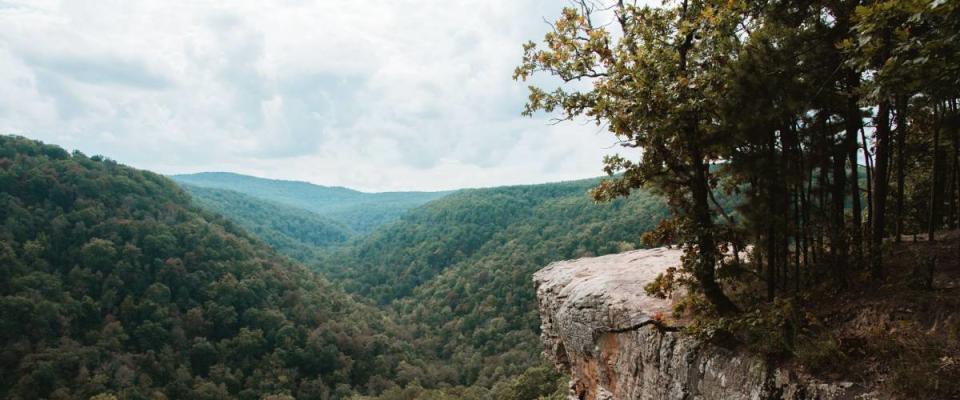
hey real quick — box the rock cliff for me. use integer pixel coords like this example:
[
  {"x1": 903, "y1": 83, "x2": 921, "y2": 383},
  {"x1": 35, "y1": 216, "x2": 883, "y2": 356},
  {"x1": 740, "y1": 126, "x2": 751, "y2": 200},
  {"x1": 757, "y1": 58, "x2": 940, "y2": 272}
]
[{"x1": 533, "y1": 247, "x2": 873, "y2": 400}]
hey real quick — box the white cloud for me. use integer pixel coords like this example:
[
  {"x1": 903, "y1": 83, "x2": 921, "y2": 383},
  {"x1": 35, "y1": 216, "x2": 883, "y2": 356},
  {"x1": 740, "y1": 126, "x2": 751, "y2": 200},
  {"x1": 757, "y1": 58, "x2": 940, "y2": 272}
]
[{"x1": 0, "y1": 0, "x2": 631, "y2": 191}]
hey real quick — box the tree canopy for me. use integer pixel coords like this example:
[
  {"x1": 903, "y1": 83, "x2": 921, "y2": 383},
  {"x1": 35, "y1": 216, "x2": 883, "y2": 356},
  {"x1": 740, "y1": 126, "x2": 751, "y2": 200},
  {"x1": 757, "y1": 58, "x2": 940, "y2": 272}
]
[
  {"x1": 516, "y1": 0, "x2": 959, "y2": 312},
  {"x1": 0, "y1": 136, "x2": 405, "y2": 399}
]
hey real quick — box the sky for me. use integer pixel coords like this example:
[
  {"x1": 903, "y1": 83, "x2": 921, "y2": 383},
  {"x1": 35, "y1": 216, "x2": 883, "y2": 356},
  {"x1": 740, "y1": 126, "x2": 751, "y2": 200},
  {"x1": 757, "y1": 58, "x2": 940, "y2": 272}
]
[{"x1": 0, "y1": 0, "x2": 629, "y2": 192}]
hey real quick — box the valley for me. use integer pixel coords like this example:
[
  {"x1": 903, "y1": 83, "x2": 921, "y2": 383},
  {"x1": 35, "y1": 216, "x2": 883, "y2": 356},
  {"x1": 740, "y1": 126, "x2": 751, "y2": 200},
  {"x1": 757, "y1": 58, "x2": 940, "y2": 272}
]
[
  {"x1": 173, "y1": 165, "x2": 677, "y2": 397},
  {"x1": 0, "y1": 136, "x2": 673, "y2": 399},
  {"x1": 1, "y1": 1, "x2": 957, "y2": 398}
]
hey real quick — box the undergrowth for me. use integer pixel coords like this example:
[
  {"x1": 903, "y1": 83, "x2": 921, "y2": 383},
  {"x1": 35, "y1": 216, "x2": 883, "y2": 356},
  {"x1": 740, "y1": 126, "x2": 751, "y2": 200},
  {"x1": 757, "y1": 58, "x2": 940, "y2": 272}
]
[{"x1": 646, "y1": 233, "x2": 960, "y2": 398}]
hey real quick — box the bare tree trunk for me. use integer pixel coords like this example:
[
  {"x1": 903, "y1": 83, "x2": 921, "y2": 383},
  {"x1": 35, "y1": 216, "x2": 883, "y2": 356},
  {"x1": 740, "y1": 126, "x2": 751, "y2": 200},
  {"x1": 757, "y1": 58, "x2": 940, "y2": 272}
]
[
  {"x1": 806, "y1": 166, "x2": 816, "y2": 279},
  {"x1": 800, "y1": 151, "x2": 812, "y2": 285},
  {"x1": 872, "y1": 99, "x2": 892, "y2": 279},
  {"x1": 928, "y1": 103, "x2": 943, "y2": 242},
  {"x1": 949, "y1": 99, "x2": 960, "y2": 229},
  {"x1": 831, "y1": 145, "x2": 848, "y2": 286},
  {"x1": 846, "y1": 72, "x2": 864, "y2": 266},
  {"x1": 895, "y1": 96, "x2": 907, "y2": 242},
  {"x1": 773, "y1": 124, "x2": 795, "y2": 293},
  {"x1": 816, "y1": 115, "x2": 830, "y2": 282},
  {"x1": 949, "y1": 132, "x2": 959, "y2": 229},
  {"x1": 767, "y1": 132, "x2": 778, "y2": 301},
  {"x1": 861, "y1": 125, "x2": 874, "y2": 234},
  {"x1": 794, "y1": 191, "x2": 802, "y2": 293},
  {"x1": 780, "y1": 170, "x2": 790, "y2": 292}
]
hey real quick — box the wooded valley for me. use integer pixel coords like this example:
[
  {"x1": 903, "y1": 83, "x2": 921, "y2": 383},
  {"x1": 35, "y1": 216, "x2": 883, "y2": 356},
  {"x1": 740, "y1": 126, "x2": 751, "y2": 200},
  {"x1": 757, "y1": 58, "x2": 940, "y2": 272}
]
[{"x1": 1, "y1": 0, "x2": 958, "y2": 399}]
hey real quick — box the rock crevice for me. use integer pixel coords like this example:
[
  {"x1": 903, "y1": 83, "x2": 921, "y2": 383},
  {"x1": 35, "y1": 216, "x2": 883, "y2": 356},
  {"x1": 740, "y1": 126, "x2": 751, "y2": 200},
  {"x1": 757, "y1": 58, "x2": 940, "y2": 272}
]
[{"x1": 534, "y1": 248, "x2": 871, "y2": 400}]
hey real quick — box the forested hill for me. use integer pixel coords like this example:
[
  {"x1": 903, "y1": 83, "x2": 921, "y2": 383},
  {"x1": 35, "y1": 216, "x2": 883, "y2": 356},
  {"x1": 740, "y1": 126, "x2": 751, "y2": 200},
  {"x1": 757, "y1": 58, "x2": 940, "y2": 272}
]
[
  {"x1": 0, "y1": 136, "x2": 406, "y2": 399},
  {"x1": 318, "y1": 179, "x2": 668, "y2": 303},
  {"x1": 181, "y1": 184, "x2": 354, "y2": 259},
  {"x1": 178, "y1": 168, "x2": 676, "y2": 392},
  {"x1": 310, "y1": 179, "x2": 673, "y2": 389},
  {"x1": 171, "y1": 172, "x2": 450, "y2": 234}
]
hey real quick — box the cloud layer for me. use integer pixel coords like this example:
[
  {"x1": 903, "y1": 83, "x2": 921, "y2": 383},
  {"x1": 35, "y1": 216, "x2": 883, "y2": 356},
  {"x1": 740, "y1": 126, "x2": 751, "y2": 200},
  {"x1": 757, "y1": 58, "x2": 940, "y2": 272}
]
[{"x1": 0, "y1": 0, "x2": 624, "y2": 191}]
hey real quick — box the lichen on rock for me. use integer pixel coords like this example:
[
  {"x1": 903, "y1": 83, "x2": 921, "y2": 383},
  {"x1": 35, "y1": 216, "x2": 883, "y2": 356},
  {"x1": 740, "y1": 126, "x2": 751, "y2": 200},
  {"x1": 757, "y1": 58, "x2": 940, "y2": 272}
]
[{"x1": 533, "y1": 247, "x2": 875, "y2": 400}]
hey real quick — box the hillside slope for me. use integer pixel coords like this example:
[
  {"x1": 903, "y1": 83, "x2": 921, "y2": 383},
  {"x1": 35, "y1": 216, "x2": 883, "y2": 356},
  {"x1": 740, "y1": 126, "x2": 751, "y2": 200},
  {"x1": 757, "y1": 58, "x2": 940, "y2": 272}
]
[
  {"x1": 320, "y1": 180, "x2": 666, "y2": 301},
  {"x1": 181, "y1": 184, "x2": 353, "y2": 258},
  {"x1": 171, "y1": 172, "x2": 450, "y2": 234},
  {"x1": 314, "y1": 179, "x2": 673, "y2": 387},
  {"x1": 165, "y1": 147, "x2": 946, "y2": 398},
  {"x1": 168, "y1": 169, "x2": 687, "y2": 392},
  {"x1": 0, "y1": 136, "x2": 402, "y2": 399}
]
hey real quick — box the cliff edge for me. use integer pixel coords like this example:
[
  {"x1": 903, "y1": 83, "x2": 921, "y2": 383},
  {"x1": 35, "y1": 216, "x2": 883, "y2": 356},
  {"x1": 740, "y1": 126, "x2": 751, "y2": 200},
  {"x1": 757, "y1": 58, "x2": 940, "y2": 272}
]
[{"x1": 533, "y1": 247, "x2": 873, "y2": 400}]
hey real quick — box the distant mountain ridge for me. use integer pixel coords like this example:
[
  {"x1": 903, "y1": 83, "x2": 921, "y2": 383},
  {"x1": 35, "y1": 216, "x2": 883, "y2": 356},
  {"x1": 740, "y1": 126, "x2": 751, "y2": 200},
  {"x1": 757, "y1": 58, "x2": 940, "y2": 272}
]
[
  {"x1": 171, "y1": 172, "x2": 451, "y2": 234},
  {"x1": 181, "y1": 184, "x2": 354, "y2": 259}
]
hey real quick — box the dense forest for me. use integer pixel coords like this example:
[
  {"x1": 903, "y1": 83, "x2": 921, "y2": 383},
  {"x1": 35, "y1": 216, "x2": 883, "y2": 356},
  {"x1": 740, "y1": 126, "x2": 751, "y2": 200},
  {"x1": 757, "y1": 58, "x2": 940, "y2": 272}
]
[
  {"x1": 0, "y1": 136, "x2": 580, "y2": 399},
  {"x1": 176, "y1": 171, "x2": 683, "y2": 395},
  {"x1": 0, "y1": 136, "x2": 413, "y2": 399},
  {"x1": 319, "y1": 179, "x2": 676, "y2": 389}
]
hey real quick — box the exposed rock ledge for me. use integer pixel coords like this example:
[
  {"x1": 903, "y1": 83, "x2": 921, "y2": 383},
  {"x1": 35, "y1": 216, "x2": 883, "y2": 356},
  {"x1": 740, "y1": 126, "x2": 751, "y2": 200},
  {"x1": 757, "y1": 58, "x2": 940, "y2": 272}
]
[{"x1": 534, "y1": 247, "x2": 875, "y2": 400}]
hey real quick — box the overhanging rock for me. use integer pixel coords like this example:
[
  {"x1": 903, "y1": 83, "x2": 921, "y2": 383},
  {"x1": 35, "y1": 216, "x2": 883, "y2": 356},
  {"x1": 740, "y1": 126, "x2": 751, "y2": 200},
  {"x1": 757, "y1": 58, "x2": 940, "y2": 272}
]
[{"x1": 533, "y1": 247, "x2": 874, "y2": 400}]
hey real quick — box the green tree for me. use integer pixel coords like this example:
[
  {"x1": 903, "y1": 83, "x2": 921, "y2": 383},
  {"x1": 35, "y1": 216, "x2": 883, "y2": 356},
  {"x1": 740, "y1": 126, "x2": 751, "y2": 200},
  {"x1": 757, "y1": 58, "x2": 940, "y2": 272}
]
[{"x1": 515, "y1": 0, "x2": 742, "y2": 313}]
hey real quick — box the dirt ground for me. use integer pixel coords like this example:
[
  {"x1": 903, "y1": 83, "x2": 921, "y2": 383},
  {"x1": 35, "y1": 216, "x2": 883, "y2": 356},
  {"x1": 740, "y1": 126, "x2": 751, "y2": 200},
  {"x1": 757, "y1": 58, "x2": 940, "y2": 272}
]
[{"x1": 804, "y1": 229, "x2": 960, "y2": 398}]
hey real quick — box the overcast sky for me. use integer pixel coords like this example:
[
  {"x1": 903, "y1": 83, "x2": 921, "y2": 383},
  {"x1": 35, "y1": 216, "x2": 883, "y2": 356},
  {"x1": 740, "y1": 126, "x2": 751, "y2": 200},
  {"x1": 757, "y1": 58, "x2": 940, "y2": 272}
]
[{"x1": 0, "y1": 0, "x2": 628, "y2": 192}]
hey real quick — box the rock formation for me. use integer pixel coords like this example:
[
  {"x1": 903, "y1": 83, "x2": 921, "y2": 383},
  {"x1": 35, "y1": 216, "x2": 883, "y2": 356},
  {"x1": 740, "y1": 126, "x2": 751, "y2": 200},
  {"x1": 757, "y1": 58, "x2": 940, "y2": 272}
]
[{"x1": 533, "y1": 247, "x2": 874, "y2": 400}]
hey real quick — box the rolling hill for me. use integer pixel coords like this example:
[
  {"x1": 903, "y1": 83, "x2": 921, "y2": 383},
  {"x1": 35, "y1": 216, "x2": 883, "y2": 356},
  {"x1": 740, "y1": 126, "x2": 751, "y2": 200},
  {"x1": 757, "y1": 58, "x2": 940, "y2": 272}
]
[
  {"x1": 0, "y1": 136, "x2": 406, "y2": 399},
  {"x1": 185, "y1": 171, "x2": 676, "y2": 390},
  {"x1": 181, "y1": 184, "x2": 354, "y2": 259},
  {"x1": 322, "y1": 181, "x2": 672, "y2": 388},
  {"x1": 171, "y1": 172, "x2": 450, "y2": 234}
]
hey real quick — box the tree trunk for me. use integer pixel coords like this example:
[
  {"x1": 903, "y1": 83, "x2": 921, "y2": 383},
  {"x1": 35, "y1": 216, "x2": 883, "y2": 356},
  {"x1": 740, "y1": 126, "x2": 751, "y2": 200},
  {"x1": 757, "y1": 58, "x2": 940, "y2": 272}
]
[
  {"x1": 928, "y1": 104, "x2": 943, "y2": 241},
  {"x1": 871, "y1": 99, "x2": 892, "y2": 279},
  {"x1": 847, "y1": 111, "x2": 863, "y2": 265},
  {"x1": 807, "y1": 165, "x2": 818, "y2": 277},
  {"x1": 831, "y1": 144, "x2": 848, "y2": 286},
  {"x1": 778, "y1": 125, "x2": 794, "y2": 292},
  {"x1": 794, "y1": 192, "x2": 802, "y2": 293},
  {"x1": 691, "y1": 157, "x2": 738, "y2": 315},
  {"x1": 815, "y1": 115, "x2": 830, "y2": 282},
  {"x1": 846, "y1": 71, "x2": 863, "y2": 266},
  {"x1": 861, "y1": 125, "x2": 874, "y2": 234},
  {"x1": 895, "y1": 96, "x2": 908, "y2": 242},
  {"x1": 767, "y1": 135, "x2": 778, "y2": 300},
  {"x1": 949, "y1": 100, "x2": 959, "y2": 229}
]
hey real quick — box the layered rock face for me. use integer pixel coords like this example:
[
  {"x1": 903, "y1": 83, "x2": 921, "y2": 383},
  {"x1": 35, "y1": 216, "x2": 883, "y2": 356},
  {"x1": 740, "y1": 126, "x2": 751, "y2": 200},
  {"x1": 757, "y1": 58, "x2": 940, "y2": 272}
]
[{"x1": 534, "y1": 248, "x2": 871, "y2": 400}]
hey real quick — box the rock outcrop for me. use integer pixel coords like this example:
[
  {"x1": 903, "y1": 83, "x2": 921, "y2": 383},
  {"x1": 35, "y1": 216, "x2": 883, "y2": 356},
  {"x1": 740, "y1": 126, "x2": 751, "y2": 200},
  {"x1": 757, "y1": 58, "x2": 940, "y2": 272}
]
[{"x1": 534, "y1": 247, "x2": 873, "y2": 400}]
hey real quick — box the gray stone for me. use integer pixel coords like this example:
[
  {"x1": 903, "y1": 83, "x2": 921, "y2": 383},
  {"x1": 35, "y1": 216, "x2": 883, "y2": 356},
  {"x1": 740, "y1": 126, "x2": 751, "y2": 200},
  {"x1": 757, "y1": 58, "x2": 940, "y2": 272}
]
[{"x1": 533, "y1": 247, "x2": 878, "y2": 400}]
